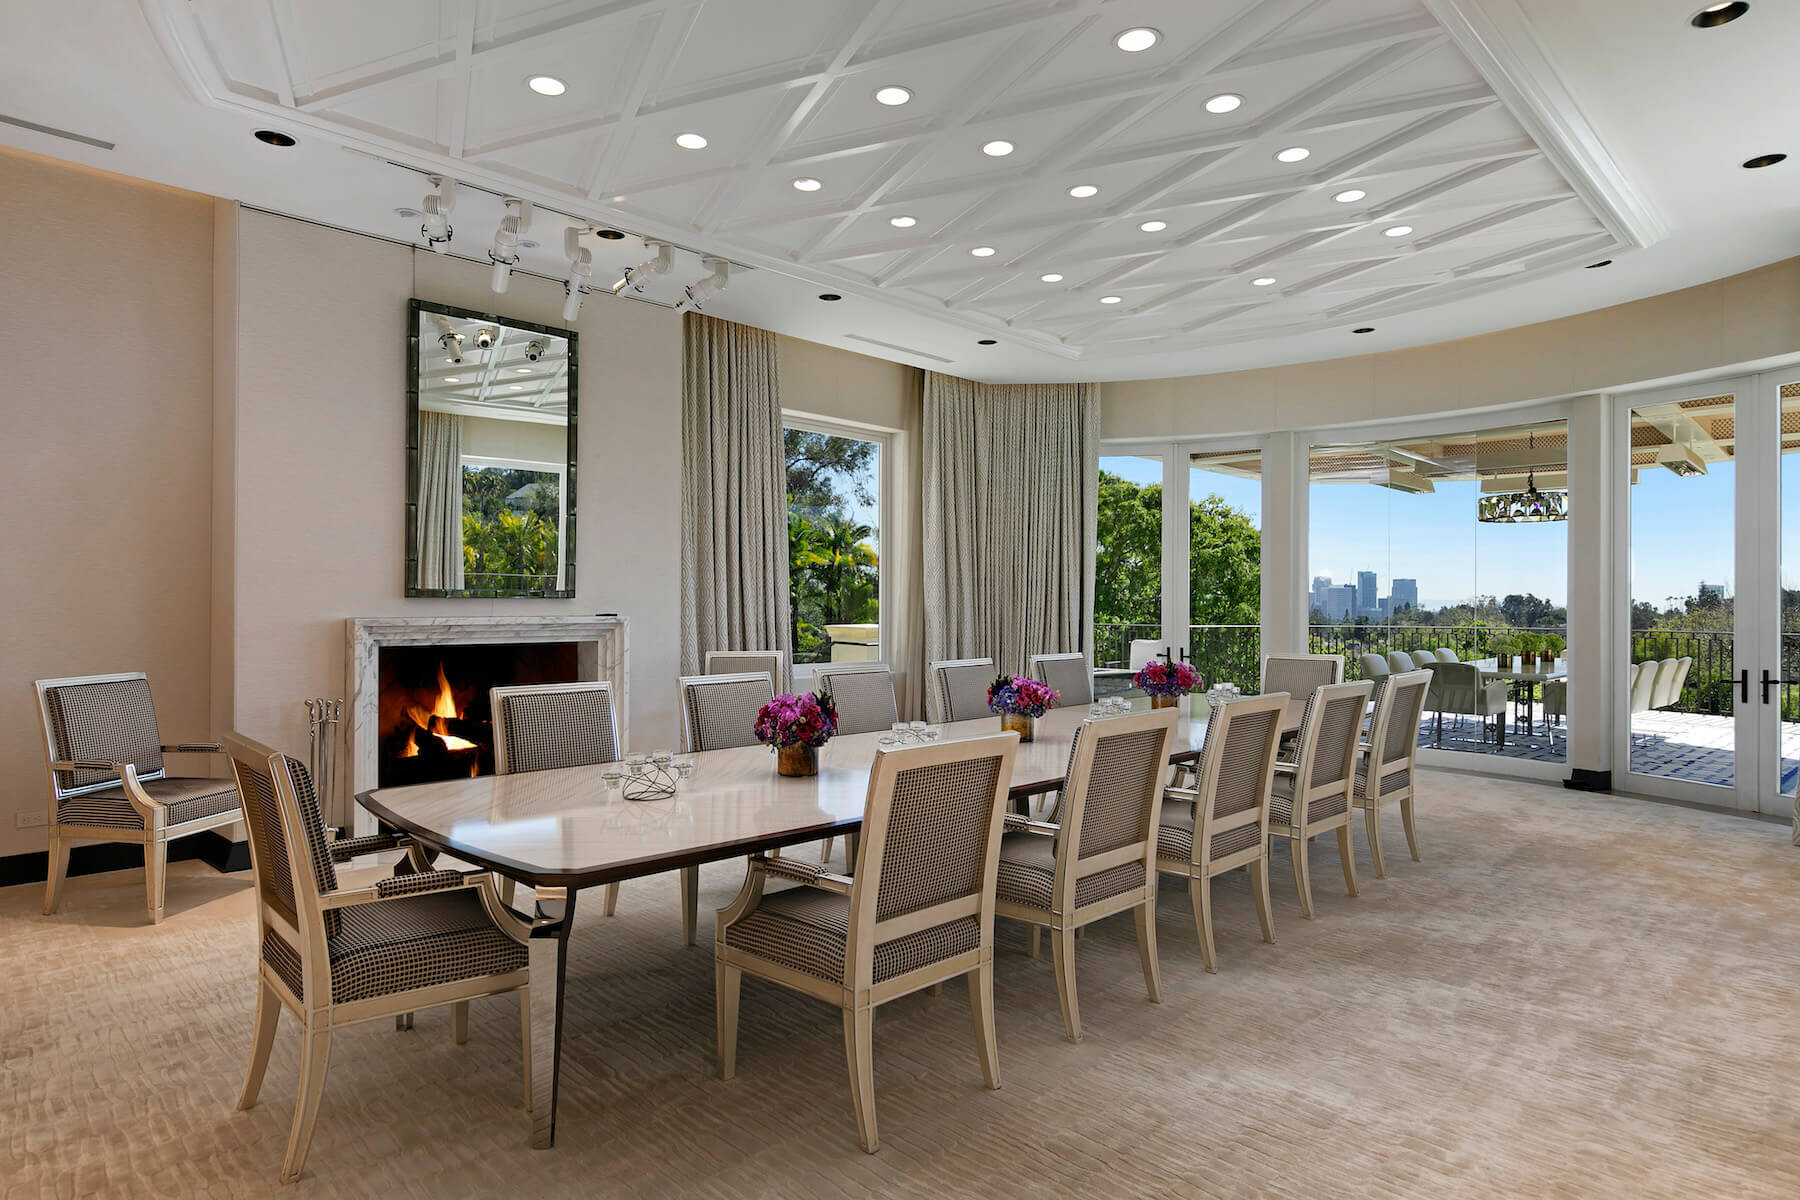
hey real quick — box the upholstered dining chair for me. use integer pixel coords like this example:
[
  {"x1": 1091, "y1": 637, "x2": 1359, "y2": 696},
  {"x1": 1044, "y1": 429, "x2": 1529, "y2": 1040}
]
[
  {"x1": 491, "y1": 681, "x2": 623, "y2": 916},
  {"x1": 1434, "y1": 647, "x2": 1460, "y2": 662},
  {"x1": 715, "y1": 733, "x2": 1020, "y2": 1154},
  {"x1": 1156, "y1": 691, "x2": 1287, "y2": 972},
  {"x1": 1358, "y1": 652, "x2": 1390, "y2": 683},
  {"x1": 1628, "y1": 661, "x2": 1656, "y2": 713},
  {"x1": 995, "y1": 708, "x2": 1175, "y2": 1042},
  {"x1": 677, "y1": 671, "x2": 778, "y2": 943},
  {"x1": 1127, "y1": 639, "x2": 1172, "y2": 671},
  {"x1": 929, "y1": 657, "x2": 996, "y2": 723},
  {"x1": 223, "y1": 735, "x2": 530, "y2": 1184},
  {"x1": 1028, "y1": 652, "x2": 1094, "y2": 708},
  {"x1": 1260, "y1": 653, "x2": 1344, "y2": 697},
  {"x1": 704, "y1": 648, "x2": 788, "y2": 692},
  {"x1": 1354, "y1": 669, "x2": 1433, "y2": 878},
  {"x1": 1268, "y1": 680, "x2": 1373, "y2": 919},
  {"x1": 35, "y1": 672, "x2": 240, "y2": 923},
  {"x1": 1408, "y1": 650, "x2": 1437, "y2": 670},
  {"x1": 1648, "y1": 657, "x2": 1682, "y2": 710},
  {"x1": 1425, "y1": 661, "x2": 1508, "y2": 745},
  {"x1": 1385, "y1": 651, "x2": 1414, "y2": 675},
  {"x1": 813, "y1": 663, "x2": 899, "y2": 735}
]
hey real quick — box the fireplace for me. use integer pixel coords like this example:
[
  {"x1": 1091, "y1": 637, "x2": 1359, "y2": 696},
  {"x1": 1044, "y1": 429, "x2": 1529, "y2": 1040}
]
[{"x1": 376, "y1": 642, "x2": 580, "y2": 788}]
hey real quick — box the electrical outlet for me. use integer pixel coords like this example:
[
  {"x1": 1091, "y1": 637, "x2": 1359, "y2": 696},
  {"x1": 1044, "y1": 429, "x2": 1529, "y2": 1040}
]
[{"x1": 15, "y1": 811, "x2": 50, "y2": 829}]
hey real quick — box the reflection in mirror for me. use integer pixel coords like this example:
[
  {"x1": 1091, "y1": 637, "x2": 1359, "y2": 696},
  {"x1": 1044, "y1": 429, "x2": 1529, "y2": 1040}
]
[{"x1": 407, "y1": 299, "x2": 577, "y2": 597}]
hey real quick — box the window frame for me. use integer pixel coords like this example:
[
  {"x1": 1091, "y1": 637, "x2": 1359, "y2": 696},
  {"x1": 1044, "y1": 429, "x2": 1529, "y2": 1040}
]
[
  {"x1": 780, "y1": 410, "x2": 896, "y2": 684},
  {"x1": 460, "y1": 453, "x2": 569, "y2": 591}
]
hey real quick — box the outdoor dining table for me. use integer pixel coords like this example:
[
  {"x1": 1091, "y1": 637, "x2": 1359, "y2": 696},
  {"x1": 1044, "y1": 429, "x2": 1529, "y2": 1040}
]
[
  {"x1": 1469, "y1": 656, "x2": 1567, "y2": 737},
  {"x1": 355, "y1": 696, "x2": 1219, "y2": 1150}
]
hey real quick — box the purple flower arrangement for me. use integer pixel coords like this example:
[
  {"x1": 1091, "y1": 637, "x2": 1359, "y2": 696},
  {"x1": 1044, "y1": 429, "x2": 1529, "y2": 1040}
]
[
  {"x1": 1134, "y1": 659, "x2": 1201, "y2": 697},
  {"x1": 753, "y1": 689, "x2": 839, "y2": 750},
  {"x1": 987, "y1": 674, "x2": 1059, "y2": 718}
]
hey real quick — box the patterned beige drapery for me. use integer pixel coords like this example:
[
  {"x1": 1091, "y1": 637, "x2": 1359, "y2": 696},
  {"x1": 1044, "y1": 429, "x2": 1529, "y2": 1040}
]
[
  {"x1": 922, "y1": 373, "x2": 1098, "y2": 708},
  {"x1": 415, "y1": 411, "x2": 465, "y2": 591}
]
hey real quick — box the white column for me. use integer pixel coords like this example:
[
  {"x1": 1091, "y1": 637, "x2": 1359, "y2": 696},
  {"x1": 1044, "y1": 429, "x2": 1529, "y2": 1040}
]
[
  {"x1": 1161, "y1": 444, "x2": 1190, "y2": 658},
  {"x1": 1259, "y1": 432, "x2": 1305, "y2": 656},
  {"x1": 1566, "y1": 396, "x2": 1611, "y2": 778}
]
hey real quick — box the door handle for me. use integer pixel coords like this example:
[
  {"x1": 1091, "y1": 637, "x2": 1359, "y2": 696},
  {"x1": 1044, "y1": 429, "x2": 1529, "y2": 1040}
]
[
  {"x1": 1738, "y1": 668, "x2": 1750, "y2": 704},
  {"x1": 1761, "y1": 668, "x2": 1779, "y2": 705}
]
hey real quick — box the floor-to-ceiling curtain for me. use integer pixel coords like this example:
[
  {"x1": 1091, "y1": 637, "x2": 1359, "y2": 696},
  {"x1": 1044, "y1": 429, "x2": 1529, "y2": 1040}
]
[
  {"x1": 680, "y1": 314, "x2": 791, "y2": 680},
  {"x1": 922, "y1": 373, "x2": 1098, "y2": 696},
  {"x1": 416, "y1": 411, "x2": 465, "y2": 591}
]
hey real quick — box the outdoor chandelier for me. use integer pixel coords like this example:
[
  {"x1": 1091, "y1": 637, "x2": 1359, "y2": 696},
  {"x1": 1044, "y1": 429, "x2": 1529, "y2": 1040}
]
[{"x1": 1477, "y1": 431, "x2": 1567, "y2": 523}]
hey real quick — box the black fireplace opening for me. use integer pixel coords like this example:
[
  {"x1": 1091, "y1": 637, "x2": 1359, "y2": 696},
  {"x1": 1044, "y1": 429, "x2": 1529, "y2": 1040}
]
[{"x1": 377, "y1": 641, "x2": 581, "y2": 788}]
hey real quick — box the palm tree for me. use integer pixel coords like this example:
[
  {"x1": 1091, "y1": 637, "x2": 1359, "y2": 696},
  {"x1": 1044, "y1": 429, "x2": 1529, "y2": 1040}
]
[{"x1": 809, "y1": 515, "x2": 878, "y2": 625}]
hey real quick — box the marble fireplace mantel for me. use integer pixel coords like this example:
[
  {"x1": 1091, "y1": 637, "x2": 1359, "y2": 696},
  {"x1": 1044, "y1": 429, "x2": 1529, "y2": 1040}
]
[{"x1": 345, "y1": 615, "x2": 628, "y2": 828}]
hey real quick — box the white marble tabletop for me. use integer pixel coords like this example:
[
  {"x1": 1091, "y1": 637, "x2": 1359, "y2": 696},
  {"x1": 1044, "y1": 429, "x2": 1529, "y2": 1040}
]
[{"x1": 358, "y1": 697, "x2": 1214, "y2": 888}]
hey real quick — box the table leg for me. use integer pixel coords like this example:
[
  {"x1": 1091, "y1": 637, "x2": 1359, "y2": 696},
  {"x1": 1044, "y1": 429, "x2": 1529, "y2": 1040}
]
[{"x1": 529, "y1": 889, "x2": 577, "y2": 1149}]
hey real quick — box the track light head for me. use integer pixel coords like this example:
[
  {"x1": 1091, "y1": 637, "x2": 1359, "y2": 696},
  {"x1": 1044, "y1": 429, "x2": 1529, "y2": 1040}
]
[
  {"x1": 675, "y1": 258, "x2": 731, "y2": 312},
  {"x1": 562, "y1": 227, "x2": 593, "y2": 322},
  {"x1": 437, "y1": 330, "x2": 464, "y2": 364},
  {"x1": 611, "y1": 240, "x2": 673, "y2": 295},
  {"x1": 487, "y1": 197, "x2": 530, "y2": 293},
  {"x1": 420, "y1": 177, "x2": 456, "y2": 253}
]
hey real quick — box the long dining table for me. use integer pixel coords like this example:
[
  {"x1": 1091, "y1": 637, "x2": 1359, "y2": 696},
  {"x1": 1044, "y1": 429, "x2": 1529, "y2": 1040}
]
[{"x1": 356, "y1": 696, "x2": 1216, "y2": 1149}]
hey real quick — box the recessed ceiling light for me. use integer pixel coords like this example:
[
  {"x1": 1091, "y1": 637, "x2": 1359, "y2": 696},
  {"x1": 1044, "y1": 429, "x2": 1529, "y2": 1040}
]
[
  {"x1": 1099, "y1": 295, "x2": 1122, "y2": 305},
  {"x1": 818, "y1": 293, "x2": 842, "y2": 302},
  {"x1": 977, "y1": 339, "x2": 998, "y2": 346},
  {"x1": 527, "y1": 75, "x2": 566, "y2": 96},
  {"x1": 1691, "y1": 3, "x2": 1750, "y2": 28},
  {"x1": 982, "y1": 140, "x2": 1014, "y2": 157},
  {"x1": 1114, "y1": 27, "x2": 1160, "y2": 52},
  {"x1": 1040, "y1": 273, "x2": 1064, "y2": 283},
  {"x1": 970, "y1": 246, "x2": 996, "y2": 257},
  {"x1": 253, "y1": 130, "x2": 296, "y2": 147},
  {"x1": 1742, "y1": 153, "x2": 1787, "y2": 168},
  {"x1": 1275, "y1": 146, "x2": 1310, "y2": 163},
  {"x1": 1352, "y1": 326, "x2": 1376, "y2": 334},
  {"x1": 1333, "y1": 188, "x2": 1366, "y2": 203},
  {"x1": 509, "y1": 384, "x2": 524, "y2": 390},
  {"x1": 793, "y1": 177, "x2": 823, "y2": 191},
  {"x1": 1138, "y1": 220, "x2": 1168, "y2": 232},
  {"x1": 874, "y1": 85, "x2": 913, "y2": 106},
  {"x1": 889, "y1": 215, "x2": 917, "y2": 228},
  {"x1": 1383, "y1": 225, "x2": 1414, "y2": 238},
  {"x1": 1251, "y1": 277, "x2": 1277, "y2": 287},
  {"x1": 675, "y1": 132, "x2": 708, "y2": 150},
  {"x1": 444, "y1": 377, "x2": 460, "y2": 383},
  {"x1": 596, "y1": 229, "x2": 626, "y2": 240},
  {"x1": 515, "y1": 367, "x2": 533, "y2": 373},
  {"x1": 1068, "y1": 184, "x2": 1099, "y2": 199},
  {"x1": 1587, "y1": 260, "x2": 1614, "y2": 269},
  {"x1": 1203, "y1": 93, "x2": 1243, "y2": 114}
]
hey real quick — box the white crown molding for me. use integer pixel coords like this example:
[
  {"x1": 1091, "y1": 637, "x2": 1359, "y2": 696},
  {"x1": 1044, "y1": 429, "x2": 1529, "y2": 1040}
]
[{"x1": 1424, "y1": 0, "x2": 1668, "y2": 249}]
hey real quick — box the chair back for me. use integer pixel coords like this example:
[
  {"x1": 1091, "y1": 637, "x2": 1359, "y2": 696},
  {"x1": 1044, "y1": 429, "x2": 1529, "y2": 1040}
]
[
  {"x1": 1408, "y1": 650, "x2": 1437, "y2": 670},
  {"x1": 1363, "y1": 670, "x2": 1431, "y2": 798},
  {"x1": 1358, "y1": 652, "x2": 1390, "y2": 681},
  {"x1": 845, "y1": 734, "x2": 1019, "y2": 989},
  {"x1": 1385, "y1": 651, "x2": 1414, "y2": 674},
  {"x1": 1648, "y1": 658, "x2": 1681, "y2": 709},
  {"x1": 1260, "y1": 654, "x2": 1343, "y2": 698},
  {"x1": 1669, "y1": 657, "x2": 1694, "y2": 705},
  {"x1": 704, "y1": 649, "x2": 787, "y2": 692},
  {"x1": 225, "y1": 734, "x2": 338, "y2": 994},
  {"x1": 1054, "y1": 709, "x2": 1176, "y2": 904},
  {"x1": 1183, "y1": 692, "x2": 1287, "y2": 868},
  {"x1": 1030, "y1": 652, "x2": 1094, "y2": 707},
  {"x1": 1286, "y1": 681, "x2": 1375, "y2": 824},
  {"x1": 1629, "y1": 661, "x2": 1657, "y2": 713},
  {"x1": 813, "y1": 663, "x2": 899, "y2": 735},
  {"x1": 1128, "y1": 640, "x2": 1171, "y2": 671},
  {"x1": 491, "y1": 681, "x2": 620, "y2": 774},
  {"x1": 35, "y1": 672, "x2": 165, "y2": 801},
  {"x1": 680, "y1": 672, "x2": 776, "y2": 752},
  {"x1": 929, "y1": 657, "x2": 996, "y2": 723},
  {"x1": 1427, "y1": 660, "x2": 1481, "y2": 712}
]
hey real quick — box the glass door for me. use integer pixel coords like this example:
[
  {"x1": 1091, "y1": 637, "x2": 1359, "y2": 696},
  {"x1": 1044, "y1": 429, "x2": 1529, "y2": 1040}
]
[{"x1": 1768, "y1": 379, "x2": 1800, "y2": 835}]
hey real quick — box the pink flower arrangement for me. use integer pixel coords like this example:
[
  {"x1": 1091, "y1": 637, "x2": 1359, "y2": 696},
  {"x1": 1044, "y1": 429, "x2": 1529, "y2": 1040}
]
[
  {"x1": 987, "y1": 674, "x2": 1059, "y2": 718},
  {"x1": 753, "y1": 689, "x2": 838, "y2": 750},
  {"x1": 1134, "y1": 659, "x2": 1201, "y2": 697}
]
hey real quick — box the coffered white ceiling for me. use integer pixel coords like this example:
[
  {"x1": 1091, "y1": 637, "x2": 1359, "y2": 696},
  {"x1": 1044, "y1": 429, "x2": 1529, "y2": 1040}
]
[{"x1": 2, "y1": 0, "x2": 1797, "y2": 381}]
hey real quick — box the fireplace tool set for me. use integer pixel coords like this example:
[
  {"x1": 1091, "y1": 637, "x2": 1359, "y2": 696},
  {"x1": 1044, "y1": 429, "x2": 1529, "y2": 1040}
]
[{"x1": 303, "y1": 698, "x2": 344, "y2": 827}]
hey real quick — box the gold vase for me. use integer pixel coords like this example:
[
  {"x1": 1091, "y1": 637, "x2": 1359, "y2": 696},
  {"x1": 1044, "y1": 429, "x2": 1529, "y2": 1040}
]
[
  {"x1": 1000, "y1": 712, "x2": 1035, "y2": 742},
  {"x1": 1150, "y1": 693, "x2": 1178, "y2": 710},
  {"x1": 777, "y1": 743, "x2": 819, "y2": 777}
]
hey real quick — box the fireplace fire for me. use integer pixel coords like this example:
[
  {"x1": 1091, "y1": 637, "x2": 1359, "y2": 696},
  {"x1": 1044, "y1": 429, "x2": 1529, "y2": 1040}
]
[{"x1": 376, "y1": 642, "x2": 580, "y2": 788}]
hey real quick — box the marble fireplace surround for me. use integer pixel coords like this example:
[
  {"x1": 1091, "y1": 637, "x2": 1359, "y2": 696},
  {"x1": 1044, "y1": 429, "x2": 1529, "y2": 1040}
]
[{"x1": 346, "y1": 615, "x2": 627, "y2": 827}]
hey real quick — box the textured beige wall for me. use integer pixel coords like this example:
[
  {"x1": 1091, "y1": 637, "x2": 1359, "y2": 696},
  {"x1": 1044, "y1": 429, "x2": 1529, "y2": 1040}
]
[
  {"x1": 0, "y1": 150, "x2": 214, "y2": 857},
  {"x1": 460, "y1": 414, "x2": 567, "y2": 464},
  {"x1": 1101, "y1": 256, "x2": 1800, "y2": 439}
]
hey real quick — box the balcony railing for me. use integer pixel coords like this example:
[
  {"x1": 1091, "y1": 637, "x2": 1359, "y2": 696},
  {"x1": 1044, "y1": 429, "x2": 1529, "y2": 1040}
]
[{"x1": 1092, "y1": 622, "x2": 1262, "y2": 692}]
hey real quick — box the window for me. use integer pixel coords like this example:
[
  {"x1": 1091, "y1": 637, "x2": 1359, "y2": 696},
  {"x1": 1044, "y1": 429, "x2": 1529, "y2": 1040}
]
[
  {"x1": 783, "y1": 417, "x2": 886, "y2": 669},
  {"x1": 1189, "y1": 449, "x2": 1263, "y2": 691},
  {"x1": 1094, "y1": 453, "x2": 1165, "y2": 673},
  {"x1": 461, "y1": 456, "x2": 566, "y2": 590}
]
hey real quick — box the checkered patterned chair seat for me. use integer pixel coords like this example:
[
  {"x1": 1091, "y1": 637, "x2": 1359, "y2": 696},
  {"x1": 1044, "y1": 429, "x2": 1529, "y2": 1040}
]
[
  {"x1": 1267, "y1": 772, "x2": 1349, "y2": 827},
  {"x1": 1157, "y1": 809, "x2": 1260, "y2": 862},
  {"x1": 261, "y1": 888, "x2": 528, "y2": 1004},
  {"x1": 1355, "y1": 760, "x2": 1411, "y2": 800},
  {"x1": 723, "y1": 886, "x2": 979, "y2": 985},
  {"x1": 995, "y1": 831, "x2": 1145, "y2": 911},
  {"x1": 59, "y1": 777, "x2": 240, "y2": 830}
]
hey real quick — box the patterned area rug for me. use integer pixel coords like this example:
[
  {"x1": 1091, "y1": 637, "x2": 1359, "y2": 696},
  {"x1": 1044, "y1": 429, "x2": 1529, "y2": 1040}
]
[{"x1": 5, "y1": 772, "x2": 1800, "y2": 1198}]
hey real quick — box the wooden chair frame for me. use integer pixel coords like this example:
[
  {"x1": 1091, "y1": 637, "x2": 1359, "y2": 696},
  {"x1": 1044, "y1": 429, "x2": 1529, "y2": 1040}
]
[
  {"x1": 995, "y1": 709, "x2": 1176, "y2": 1042},
  {"x1": 1355, "y1": 669, "x2": 1433, "y2": 878},
  {"x1": 676, "y1": 671, "x2": 778, "y2": 945},
  {"x1": 1269, "y1": 680, "x2": 1374, "y2": 919},
  {"x1": 35, "y1": 671, "x2": 239, "y2": 924},
  {"x1": 715, "y1": 732, "x2": 1020, "y2": 1153},
  {"x1": 1156, "y1": 691, "x2": 1287, "y2": 972},
  {"x1": 225, "y1": 734, "x2": 531, "y2": 1184}
]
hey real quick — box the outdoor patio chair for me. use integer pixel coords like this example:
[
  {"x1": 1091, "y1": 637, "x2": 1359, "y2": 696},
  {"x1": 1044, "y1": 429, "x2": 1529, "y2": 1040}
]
[{"x1": 1425, "y1": 661, "x2": 1509, "y2": 745}]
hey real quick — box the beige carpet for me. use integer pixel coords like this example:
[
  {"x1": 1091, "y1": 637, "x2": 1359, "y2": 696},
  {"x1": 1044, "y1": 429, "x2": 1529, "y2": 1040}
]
[{"x1": 5, "y1": 771, "x2": 1799, "y2": 1199}]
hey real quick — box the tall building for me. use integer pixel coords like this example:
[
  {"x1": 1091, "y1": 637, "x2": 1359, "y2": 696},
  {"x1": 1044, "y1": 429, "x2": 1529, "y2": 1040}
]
[
  {"x1": 1311, "y1": 575, "x2": 1332, "y2": 615},
  {"x1": 1327, "y1": 584, "x2": 1357, "y2": 621},
  {"x1": 1698, "y1": 581, "x2": 1726, "y2": 600},
  {"x1": 1356, "y1": 571, "x2": 1378, "y2": 617},
  {"x1": 1391, "y1": 578, "x2": 1419, "y2": 612}
]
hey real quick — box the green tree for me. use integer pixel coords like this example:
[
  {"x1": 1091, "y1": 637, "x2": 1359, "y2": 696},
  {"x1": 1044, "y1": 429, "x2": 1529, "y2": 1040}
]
[
  {"x1": 785, "y1": 430, "x2": 875, "y2": 517},
  {"x1": 1094, "y1": 470, "x2": 1163, "y2": 625},
  {"x1": 1190, "y1": 494, "x2": 1261, "y2": 626}
]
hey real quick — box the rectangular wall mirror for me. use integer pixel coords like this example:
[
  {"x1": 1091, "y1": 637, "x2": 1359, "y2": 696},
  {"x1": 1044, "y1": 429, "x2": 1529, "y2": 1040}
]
[{"x1": 406, "y1": 298, "x2": 577, "y2": 597}]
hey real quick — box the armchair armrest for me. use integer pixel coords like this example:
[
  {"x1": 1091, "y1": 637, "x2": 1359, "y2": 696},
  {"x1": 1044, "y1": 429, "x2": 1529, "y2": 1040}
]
[
  {"x1": 161, "y1": 741, "x2": 224, "y2": 755},
  {"x1": 328, "y1": 832, "x2": 405, "y2": 862},
  {"x1": 50, "y1": 759, "x2": 127, "y2": 776},
  {"x1": 1163, "y1": 784, "x2": 1199, "y2": 802},
  {"x1": 1003, "y1": 813, "x2": 1059, "y2": 837},
  {"x1": 319, "y1": 868, "x2": 488, "y2": 909},
  {"x1": 755, "y1": 855, "x2": 853, "y2": 895},
  {"x1": 1272, "y1": 761, "x2": 1297, "y2": 775}
]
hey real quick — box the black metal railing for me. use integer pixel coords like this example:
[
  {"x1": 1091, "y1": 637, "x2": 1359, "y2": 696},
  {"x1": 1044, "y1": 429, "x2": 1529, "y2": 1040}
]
[{"x1": 1091, "y1": 622, "x2": 1262, "y2": 690}]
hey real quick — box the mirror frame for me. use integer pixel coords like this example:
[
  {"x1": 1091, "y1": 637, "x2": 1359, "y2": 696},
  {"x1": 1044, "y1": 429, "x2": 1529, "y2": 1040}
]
[{"x1": 405, "y1": 297, "x2": 578, "y2": 598}]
